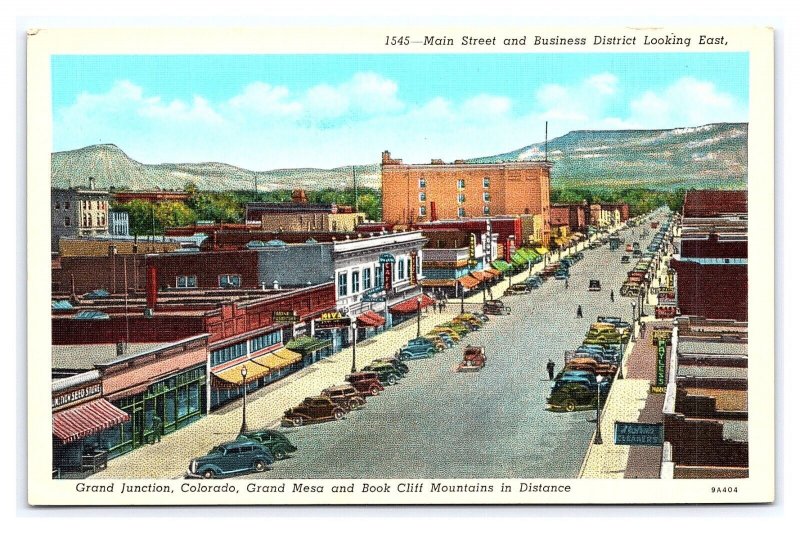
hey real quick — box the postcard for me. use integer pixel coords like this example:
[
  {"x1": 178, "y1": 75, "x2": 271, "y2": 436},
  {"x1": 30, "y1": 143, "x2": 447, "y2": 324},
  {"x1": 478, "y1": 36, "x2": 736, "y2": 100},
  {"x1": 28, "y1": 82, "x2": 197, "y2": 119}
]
[{"x1": 28, "y1": 25, "x2": 774, "y2": 505}]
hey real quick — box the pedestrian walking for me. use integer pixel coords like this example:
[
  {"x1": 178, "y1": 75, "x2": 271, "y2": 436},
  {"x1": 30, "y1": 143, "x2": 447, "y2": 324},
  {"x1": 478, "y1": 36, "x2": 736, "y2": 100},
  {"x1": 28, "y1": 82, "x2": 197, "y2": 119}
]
[
  {"x1": 576, "y1": 305, "x2": 583, "y2": 318},
  {"x1": 546, "y1": 359, "x2": 556, "y2": 381},
  {"x1": 565, "y1": 278, "x2": 569, "y2": 289},
  {"x1": 440, "y1": 300, "x2": 446, "y2": 313},
  {"x1": 610, "y1": 290, "x2": 615, "y2": 302}
]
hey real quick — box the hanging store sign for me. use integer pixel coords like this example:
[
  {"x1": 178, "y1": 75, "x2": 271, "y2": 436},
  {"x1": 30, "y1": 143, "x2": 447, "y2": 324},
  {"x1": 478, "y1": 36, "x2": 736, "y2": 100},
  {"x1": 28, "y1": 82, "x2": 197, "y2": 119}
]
[
  {"x1": 378, "y1": 253, "x2": 396, "y2": 264},
  {"x1": 383, "y1": 262, "x2": 393, "y2": 292},
  {"x1": 409, "y1": 251, "x2": 418, "y2": 285},
  {"x1": 468, "y1": 234, "x2": 477, "y2": 267},
  {"x1": 273, "y1": 310, "x2": 299, "y2": 323},
  {"x1": 650, "y1": 338, "x2": 668, "y2": 393},
  {"x1": 614, "y1": 422, "x2": 664, "y2": 446}
]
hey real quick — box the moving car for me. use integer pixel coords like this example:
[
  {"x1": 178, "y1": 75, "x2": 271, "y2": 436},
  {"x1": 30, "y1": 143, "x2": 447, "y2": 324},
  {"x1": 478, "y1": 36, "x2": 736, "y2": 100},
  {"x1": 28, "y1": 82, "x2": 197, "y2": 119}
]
[
  {"x1": 457, "y1": 345, "x2": 486, "y2": 372},
  {"x1": 236, "y1": 430, "x2": 297, "y2": 461},
  {"x1": 321, "y1": 384, "x2": 368, "y2": 411},
  {"x1": 483, "y1": 300, "x2": 511, "y2": 315},
  {"x1": 345, "y1": 372, "x2": 384, "y2": 397},
  {"x1": 588, "y1": 279, "x2": 601, "y2": 291},
  {"x1": 187, "y1": 440, "x2": 274, "y2": 478},
  {"x1": 554, "y1": 269, "x2": 570, "y2": 280},
  {"x1": 282, "y1": 396, "x2": 347, "y2": 427},
  {"x1": 361, "y1": 362, "x2": 403, "y2": 385}
]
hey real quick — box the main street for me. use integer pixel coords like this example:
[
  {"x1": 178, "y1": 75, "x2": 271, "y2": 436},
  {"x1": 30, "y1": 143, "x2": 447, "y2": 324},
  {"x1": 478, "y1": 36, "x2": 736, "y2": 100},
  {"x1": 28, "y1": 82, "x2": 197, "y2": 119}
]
[{"x1": 247, "y1": 211, "x2": 669, "y2": 479}]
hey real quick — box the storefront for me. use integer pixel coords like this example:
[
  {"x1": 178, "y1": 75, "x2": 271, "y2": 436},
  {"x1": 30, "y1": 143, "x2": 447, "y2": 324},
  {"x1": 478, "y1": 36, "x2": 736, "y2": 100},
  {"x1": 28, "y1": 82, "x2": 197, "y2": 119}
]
[
  {"x1": 285, "y1": 335, "x2": 335, "y2": 364},
  {"x1": 52, "y1": 372, "x2": 128, "y2": 477},
  {"x1": 388, "y1": 294, "x2": 436, "y2": 326}
]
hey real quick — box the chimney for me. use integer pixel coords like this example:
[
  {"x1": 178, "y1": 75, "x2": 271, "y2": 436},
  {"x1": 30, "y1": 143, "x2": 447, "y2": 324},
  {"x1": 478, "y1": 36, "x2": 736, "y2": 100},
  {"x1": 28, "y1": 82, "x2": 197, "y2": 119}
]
[
  {"x1": 146, "y1": 265, "x2": 158, "y2": 311},
  {"x1": 88, "y1": 177, "x2": 96, "y2": 190},
  {"x1": 430, "y1": 201, "x2": 438, "y2": 222}
]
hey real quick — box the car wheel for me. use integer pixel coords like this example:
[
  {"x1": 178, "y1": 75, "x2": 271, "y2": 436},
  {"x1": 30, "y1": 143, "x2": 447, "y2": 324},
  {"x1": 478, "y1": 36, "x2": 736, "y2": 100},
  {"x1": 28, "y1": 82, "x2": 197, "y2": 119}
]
[
  {"x1": 292, "y1": 416, "x2": 304, "y2": 427},
  {"x1": 253, "y1": 460, "x2": 267, "y2": 472},
  {"x1": 349, "y1": 399, "x2": 360, "y2": 410},
  {"x1": 563, "y1": 399, "x2": 577, "y2": 412},
  {"x1": 386, "y1": 374, "x2": 398, "y2": 386},
  {"x1": 333, "y1": 409, "x2": 345, "y2": 421},
  {"x1": 272, "y1": 448, "x2": 287, "y2": 461},
  {"x1": 426, "y1": 349, "x2": 434, "y2": 357},
  {"x1": 202, "y1": 469, "x2": 215, "y2": 479},
  {"x1": 369, "y1": 385, "x2": 381, "y2": 396}
]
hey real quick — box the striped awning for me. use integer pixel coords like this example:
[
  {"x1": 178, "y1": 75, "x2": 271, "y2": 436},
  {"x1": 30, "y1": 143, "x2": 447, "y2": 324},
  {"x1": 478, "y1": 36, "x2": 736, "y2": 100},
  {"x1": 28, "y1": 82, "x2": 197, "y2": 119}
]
[
  {"x1": 213, "y1": 348, "x2": 301, "y2": 385},
  {"x1": 53, "y1": 398, "x2": 129, "y2": 444},
  {"x1": 389, "y1": 294, "x2": 436, "y2": 314},
  {"x1": 357, "y1": 310, "x2": 386, "y2": 327}
]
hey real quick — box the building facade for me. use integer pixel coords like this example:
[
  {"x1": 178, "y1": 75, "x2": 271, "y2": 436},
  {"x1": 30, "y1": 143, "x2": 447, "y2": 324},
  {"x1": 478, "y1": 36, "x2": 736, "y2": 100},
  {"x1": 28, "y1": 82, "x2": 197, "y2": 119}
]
[
  {"x1": 108, "y1": 211, "x2": 130, "y2": 236},
  {"x1": 380, "y1": 151, "x2": 552, "y2": 244},
  {"x1": 51, "y1": 182, "x2": 110, "y2": 251}
]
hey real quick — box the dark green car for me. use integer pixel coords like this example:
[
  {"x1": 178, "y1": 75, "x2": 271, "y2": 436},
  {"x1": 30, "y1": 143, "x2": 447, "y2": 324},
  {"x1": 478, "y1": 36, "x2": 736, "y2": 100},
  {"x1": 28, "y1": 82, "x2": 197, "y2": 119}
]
[
  {"x1": 361, "y1": 362, "x2": 402, "y2": 386},
  {"x1": 236, "y1": 429, "x2": 298, "y2": 460}
]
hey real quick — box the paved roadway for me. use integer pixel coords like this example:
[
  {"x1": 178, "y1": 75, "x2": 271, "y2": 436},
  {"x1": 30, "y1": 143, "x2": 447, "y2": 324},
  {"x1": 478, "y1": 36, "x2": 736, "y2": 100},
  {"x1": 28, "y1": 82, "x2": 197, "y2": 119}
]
[{"x1": 248, "y1": 210, "x2": 670, "y2": 479}]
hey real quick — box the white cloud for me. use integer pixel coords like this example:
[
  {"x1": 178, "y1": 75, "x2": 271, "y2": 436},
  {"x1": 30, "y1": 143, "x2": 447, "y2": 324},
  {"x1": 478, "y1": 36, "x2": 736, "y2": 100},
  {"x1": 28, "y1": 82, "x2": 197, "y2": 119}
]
[
  {"x1": 628, "y1": 77, "x2": 745, "y2": 128},
  {"x1": 225, "y1": 82, "x2": 302, "y2": 117},
  {"x1": 461, "y1": 94, "x2": 511, "y2": 118},
  {"x1": 586, "y1": 73, "x2": 618, "y2": 95}
]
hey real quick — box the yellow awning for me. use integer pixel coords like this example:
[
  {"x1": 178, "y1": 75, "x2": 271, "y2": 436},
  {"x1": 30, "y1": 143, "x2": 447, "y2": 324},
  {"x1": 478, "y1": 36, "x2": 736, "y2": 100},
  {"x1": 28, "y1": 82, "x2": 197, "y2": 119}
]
[
  {"x1": 536, "y1": 247, "x2": 549, "y2": 255},
  {"x1": 213, "y1": 348, "x2": 302, "y2": 384}
]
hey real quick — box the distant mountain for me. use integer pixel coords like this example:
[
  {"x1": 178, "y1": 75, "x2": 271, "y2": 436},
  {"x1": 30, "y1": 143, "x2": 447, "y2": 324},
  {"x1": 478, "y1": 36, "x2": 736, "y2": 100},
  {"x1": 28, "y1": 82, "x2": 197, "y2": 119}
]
[
  {"x1": 51, "y1": 123, "x2": 747, "y2": 193},
  {"x1": 50, "y1": 144, "x2": 381, "y2": 192},
  {"x1": 469, "y1": 122, "x2": 748, "y2": 190}
]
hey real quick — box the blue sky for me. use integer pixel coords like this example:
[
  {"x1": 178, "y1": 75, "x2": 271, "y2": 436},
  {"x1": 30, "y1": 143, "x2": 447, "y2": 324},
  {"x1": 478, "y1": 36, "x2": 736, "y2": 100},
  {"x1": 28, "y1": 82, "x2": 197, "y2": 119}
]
[{"x1": 52, "y1": 53, "x2": 748, "y2": 169}]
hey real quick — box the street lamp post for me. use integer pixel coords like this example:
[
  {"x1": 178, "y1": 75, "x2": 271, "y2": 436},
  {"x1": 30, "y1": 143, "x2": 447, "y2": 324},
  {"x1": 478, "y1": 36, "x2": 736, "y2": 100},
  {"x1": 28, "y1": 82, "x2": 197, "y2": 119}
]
[
  {"x1": 239, "y1": 366, "x2": 248, "y2": 434},
  {"x1": 594, "y1": 375, "x2": 604, "y2": 445},
  {"x1": 416, "y1": 295, "x2": 422, "y2": 338},
  {"x1": 459, "y1": 281, "x2": 465, "y2": 314},
  {"x1": 631, "y1": 301, "x2": 637, "y2": 338},
  {"x1": 351, "y1": 320, "x2": 358, "y2": 373}
]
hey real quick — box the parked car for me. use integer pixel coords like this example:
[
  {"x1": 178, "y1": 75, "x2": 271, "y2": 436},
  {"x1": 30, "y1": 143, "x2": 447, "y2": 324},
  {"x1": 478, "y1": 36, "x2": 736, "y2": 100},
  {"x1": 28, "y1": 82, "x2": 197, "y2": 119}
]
[
  {"x1": 588, "y1": 279, "x2": 601, "y2": 291},
  {"x1": 430, "y1": 327, "x2": 462, "y2": 342},
  {"x1": 574, "y1": 349, "x2": 620, "y2": 365},
  {"x1": 236, "y1": 430, "x2": 297, "y2": 461},
  {"x1": 596, "y1": 316, "x2": 632, "y2": 331},
  {"x1": 282, "y1": 396, "x2": 347, "y2": 427},
  {"x1": 483, "y1": 300, "x2": 511, "y2": 315},
  {"x1": 345, "y1": 372, "x2": 384, "y2": 397},
  {"x1": 321, "y1": 384, "x2": 367, "y2": 411},
  {"x1": 552, "y1": 372, "x2": 612, "y2": 394},
  {"x1": 524, "y1": 275, "x2": 543, "y2": 289},
  {"x1": 399, "y1": 337, "x2": 437, "y2": 360},
  {"x1": 554, "y1": 269, "x2": 570, "y2": 280},
  {"x1": 187, "y1": 440, "x2": 274, "y2": 478},
  {"x1": 621, "y1": 255, "x2": 631, "y2": 264},
  {"x1": 547, "y1": 382, "x2": 608, "y2": 412},
  {"x1": 373, "y1": 356, "x2": 410, "y2": 376},
  {"x1": 575, "y1": 252, "x2": 585, "y2": 260},
  {"x1": 472, "y1": 312, "x2": 491, "y2": 323},
  {"x1": 453, "y1": 314, "x2": 483, "y2": 328},
  {"x1": 440, "y1": 321, "x2": 471, "y2": 335},
  {"x1": 450, "y1": 316, "x2": 481, "y2": 331},
  {"x1": 432, "y1": 332, "x2": 456, "y2": 347},
  {"x1": 361, "y1": 362, "x2": 403, "y2": 385},
  {"x1": 422, "y1": 334, "x2": 448, "y2": 351},
  {"x1": 504, "y1": 283, "x2": 531, "y2": 296},
  {"x1": 564, "y1": 357, "x2": 618, "y2": 377}
]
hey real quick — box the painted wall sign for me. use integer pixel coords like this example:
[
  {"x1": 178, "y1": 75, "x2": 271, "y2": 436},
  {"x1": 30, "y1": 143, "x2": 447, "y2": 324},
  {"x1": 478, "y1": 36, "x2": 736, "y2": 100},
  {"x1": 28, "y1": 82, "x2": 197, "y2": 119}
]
[
  {"x1": 614, "y1": 422, "x2": 664, "y2": 446},
  {"x1": 52, "y1": 383, "x2": 103, "y2": 409},
  {"x1": 273, "y1": 310, "x2": 299, "y2": 323}
]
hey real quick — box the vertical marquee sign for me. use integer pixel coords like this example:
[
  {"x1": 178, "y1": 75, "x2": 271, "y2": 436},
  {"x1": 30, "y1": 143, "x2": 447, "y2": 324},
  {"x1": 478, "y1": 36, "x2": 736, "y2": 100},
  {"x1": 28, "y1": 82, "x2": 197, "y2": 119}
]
[
  {"x1": 468, "y1": 234, "x2": 477, "y2": 267},
  {"x1": 379, "y1": 253, "x2": 395, "y2": 292},
  {"x1": 409, "y1": 251, "x2": 418, "y2": 285},
  {"x1": 651, "y1": 338, "x2": 668, "y2": 393}
]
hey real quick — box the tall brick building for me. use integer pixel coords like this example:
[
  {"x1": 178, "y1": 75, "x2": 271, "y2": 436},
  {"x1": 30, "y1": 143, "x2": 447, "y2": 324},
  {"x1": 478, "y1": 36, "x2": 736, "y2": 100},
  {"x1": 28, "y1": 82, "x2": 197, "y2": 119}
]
[{"x1": 380, "y1": 151, "x2": 551, "y2": 245}]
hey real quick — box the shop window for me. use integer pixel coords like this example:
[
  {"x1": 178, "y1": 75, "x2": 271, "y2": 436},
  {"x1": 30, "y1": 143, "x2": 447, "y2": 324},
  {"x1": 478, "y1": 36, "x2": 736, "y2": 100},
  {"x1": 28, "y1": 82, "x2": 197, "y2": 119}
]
[
  {"x1": 177, "y1": 387, "x2": 189, "y2": 419},
  {"x1": 219, "y1": 274, "x2": 242, "y2": 288},
  {"x1": 338, "y1": 272, "x2": 348, "y2": 297},
  {"x1": 352, "y1": 271, "x2": 360, "y2": 293},
  {"x1": 250, "y1": 331, "x2": 280, "y2": 352},
  {"x1": 165, "y1": 391, "x2": 176, "y2": 425},
  {"x1": 188, "y1": 382, "x2": 200, "y2": 413},
  {"x1": 176, "y1": 275, "x2": 198, "y2": 289}
]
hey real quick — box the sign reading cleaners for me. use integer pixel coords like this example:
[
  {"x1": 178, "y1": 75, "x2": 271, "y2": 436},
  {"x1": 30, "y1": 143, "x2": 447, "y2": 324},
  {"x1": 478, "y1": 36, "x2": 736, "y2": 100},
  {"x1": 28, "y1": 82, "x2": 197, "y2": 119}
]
[{"x1": 614, "y1": 422, "x2": 664, "y2": 446}]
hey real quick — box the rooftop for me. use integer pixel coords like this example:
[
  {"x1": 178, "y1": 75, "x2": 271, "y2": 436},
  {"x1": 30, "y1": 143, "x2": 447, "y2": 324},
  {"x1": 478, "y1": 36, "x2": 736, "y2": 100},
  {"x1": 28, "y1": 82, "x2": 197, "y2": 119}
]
[{"x1": 683, "y1": 190, "x2": 748, "y2": 217}]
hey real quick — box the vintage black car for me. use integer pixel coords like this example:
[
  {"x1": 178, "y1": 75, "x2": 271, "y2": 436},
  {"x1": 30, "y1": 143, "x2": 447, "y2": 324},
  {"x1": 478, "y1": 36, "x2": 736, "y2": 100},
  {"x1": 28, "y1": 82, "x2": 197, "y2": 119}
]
[
  {"x1": 236, "y1": 430, "x2": 297, "y2": 460},
  {"x1": 187, "y1": 440, "x2": 274, "y2": 478},
  {"x1": 361, "y1": 362, "x2": 403, "y2": 385},
  {"x1": 483, "y1": 300, "x2": 511, "y2": 315}
]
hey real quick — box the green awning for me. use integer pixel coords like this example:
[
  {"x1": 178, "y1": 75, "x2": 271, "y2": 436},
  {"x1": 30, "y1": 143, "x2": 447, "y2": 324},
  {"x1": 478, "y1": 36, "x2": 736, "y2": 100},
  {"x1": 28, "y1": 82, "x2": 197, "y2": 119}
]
[
  {"x1": 285, "y1": 336, "x2": 333, "y2": 354},
  {"x1": 491, "y1": 260, "x2": 512, "y2": 272},
  {"x1": 518, "y1": 248, "x2": 540, "y2": 260},
  {"x1": 511, "y1": 251, "x2": 528, "y2": 266}
]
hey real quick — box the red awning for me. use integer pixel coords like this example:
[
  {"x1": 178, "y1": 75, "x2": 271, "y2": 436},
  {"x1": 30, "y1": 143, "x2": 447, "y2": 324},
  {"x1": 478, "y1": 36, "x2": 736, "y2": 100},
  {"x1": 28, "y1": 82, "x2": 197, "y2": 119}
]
[
  {"x1": 357, "y1": 310, "x2": 386, "y2": 327},
  {"x1": 486, "y1": 268, "x2": 502, "y2": 277},
  {"x1": 389, "y1": 294, "x2": 436, "y2": 314},
  {"x1": 456, "y1": 275, "x2": 481, "y2": 289},
  {"x1": 53, "y1": 398, "x2": 130, "y2": 444},
  {"x1": 471, "y1": 270, "x2": 492, "y2": 281}
]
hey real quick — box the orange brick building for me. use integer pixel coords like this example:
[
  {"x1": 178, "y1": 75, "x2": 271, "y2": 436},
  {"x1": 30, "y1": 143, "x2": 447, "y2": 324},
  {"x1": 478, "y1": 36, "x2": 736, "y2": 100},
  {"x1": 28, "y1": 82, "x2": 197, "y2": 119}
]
[{"x1": 381, "y1": 151, "x2": 552, "y2": 245}]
